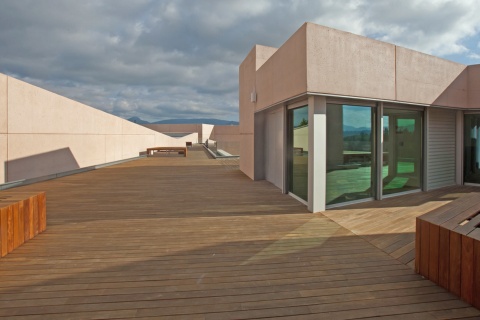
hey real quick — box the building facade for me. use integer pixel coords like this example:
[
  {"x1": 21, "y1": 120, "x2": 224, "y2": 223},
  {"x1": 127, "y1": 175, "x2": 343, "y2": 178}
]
[{"x1": 239, "y1": 22, "x2": 480, "y2": 212}]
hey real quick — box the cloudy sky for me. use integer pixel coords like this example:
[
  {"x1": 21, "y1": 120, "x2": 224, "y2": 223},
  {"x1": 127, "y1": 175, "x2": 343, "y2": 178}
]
[{"x1": 1, "y1": 0, "x2": 480, "y2": 122}]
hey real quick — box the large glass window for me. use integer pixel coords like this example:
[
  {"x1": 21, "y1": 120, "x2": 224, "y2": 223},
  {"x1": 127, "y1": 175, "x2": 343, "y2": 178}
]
[
  {"x1": 382, "y1": 108, "x2": 422, "y2": 195},
  {"x1": 287, "y1": 106, "x2": 309, "y2": 201},
  {"x1": 464, "y1": 114, "x2": 480, "y2": 184},
  {"x1": 326, "y1": 104, "x2": 375, "y2": 206}
]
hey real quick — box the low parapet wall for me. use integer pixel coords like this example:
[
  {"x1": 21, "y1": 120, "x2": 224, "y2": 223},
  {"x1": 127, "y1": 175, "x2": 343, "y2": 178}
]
[
  {"x1": 0, "y1": 74, "x2": 184, "y2": 184},
  {"x1": 416, "y1": 192, "x2": 480, "y2": 308}
]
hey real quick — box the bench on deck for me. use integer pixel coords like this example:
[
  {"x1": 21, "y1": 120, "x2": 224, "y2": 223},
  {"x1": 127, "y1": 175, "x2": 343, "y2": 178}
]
[
  {"x1": 146, "y1": 147, "x2": 187, "y2": 157},
  {"x1": 0, "y1": 191, "x2": 46, "y2": 259},
  {"x1": 416, "y1": 192, "x2": 480, "y2": 308}
]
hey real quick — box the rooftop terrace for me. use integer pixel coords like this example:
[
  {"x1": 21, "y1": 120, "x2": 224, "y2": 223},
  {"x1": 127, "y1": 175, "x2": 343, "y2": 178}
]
[{"x1": 0, "y1": 146, "x2": 479, "y2": 319}]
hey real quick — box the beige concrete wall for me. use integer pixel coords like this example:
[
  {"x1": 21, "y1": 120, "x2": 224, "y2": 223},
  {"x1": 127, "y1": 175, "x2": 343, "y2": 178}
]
[
  {"x1": 293, "y1": 126, "x2": 308, "y2": 152},
  {"x1": 144, "y1": 124, "x2": 202, "y2": 143},
  {"x1": 0, "y1": 75, "x2": 7, "y2": 184},
  {"x1": 2, "y1": 75, "x2": 183, "y2": 183},
  {"x1": 396, "y1": 46, "x2": 467, "y2": 107},
  {"x1": 255, "y1": 25, "x2": 307, "y2": 111},
  {"x1": 468, "y1": 65, "x2": 480, "y2": 108},
  {"x1": 211, "y1": 125, "x2": 240, "y2": 155},
  {"x1": 0, "y1": 74, "x2": 7, "y2": 134},
  {"x1": 307, "y1": 23, "x2": 396, "y2": 101},
  {"x1": 202, "y1": 124, "x2": 214, "y2": 144},
  {"x1": 239, "y1": 45, "x2": 278, "y2": 179},
  {"x1": 240, "y1": 134, "x2": 255, "y2": 179},
  {"x1": 264, "y1": 107, "x2": 284, "y2": 189},
  {"x1": 239, "y1": 46, "x2": 259, "y2": 178},
  {"x1": 144, "y1": 124, "x2": 214, "y2": 143}
]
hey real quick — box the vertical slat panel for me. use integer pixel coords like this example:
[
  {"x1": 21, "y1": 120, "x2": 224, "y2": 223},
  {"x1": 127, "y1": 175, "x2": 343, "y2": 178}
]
[
  {"x1": 461, "y1": 235, "x2": 474, "y2": 304},
  {"x1": 7, "y1": 205, "x2": 14, "y2": 253},
  {"x1": 427, "y1": 108, "x2": 456, "y2": 190},
  {"x1": 438, "y1": 226, "x2": 450, "y2": 289},
  {"x1": 29, "y1": 196, "x2": 35, "y2": 239},
  {"x1": 428, "y1": 223, "x2": 439, "y2": 282},
  {"x1": 449, "y1": 231, "x2": 462, "y2": 297},
  {"x1": 415, "y1": 217, "x2": 421, "y2": 273},
  {"x1": 473, "y1": 240, "x2": 480, "y2": 309},
  {"x1": 13, "y1": 202, "x2": 21, "y2": 248},
  {"x1": 33, "y1": 196, "x2": 39, "y2": 236},
  {"x1": 420, "y1": 220, "x2": 430, "y2": 277},
  {"x1": 38, "y1": 193, "x2": 47, "y2": 232},
  {"x1": 0, "y1": 207, "x2": 8, "y2": 257},
  {"x1": 0, "y1": 193, "x2": 46, "y2": 259},
  {"x1": 24, "y1": 198, "x2": 31, "y2": 242},
  {"x1": 18, "y1": 200, "x2": 25, "y2": 246}
]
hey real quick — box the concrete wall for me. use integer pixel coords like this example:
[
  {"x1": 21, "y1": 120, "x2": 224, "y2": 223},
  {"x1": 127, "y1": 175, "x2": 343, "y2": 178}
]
[
  {"x1": 202, "y1": 124, "x2": 214, "y2": 144},
  {"x1": 397, "y1": 47, "x2": 467, "y2": 107},
  {"x1": 210, "y1": 125, "x2": 240, "y2": 155},
  {"x1": 0, "y1": 74, "x2": 7, "y2": 184},
  {"x1": 255, "y1": 24, "x2": 308, "y2": 111},
  {"x1": 145, "y1": 123, "x2": 239, "y2": 154},
  {"x1": 293, "y1": 126, "x2": 308, "y2": 152},
  {"x1": 306, "y1": 23, "x2": 396, "y2": 101},
  {"x1": 264, "y1": 108, "x2": 284, "y2": 189},
  {"x1": 1, "y1": 74, "x2": 184, "y2": 183},
  {"x1": 468, "y1": 65, "x2": 480, "y2": 108},
  {"x1": 239, "y1": 45, "x2": 277, "y2": 179},
  {"x1": 143, "y1": 124, "x2": 201, "y2": 143},
  {"x1": 305, "y1": 23, "x2": 469, "y2": 108}
]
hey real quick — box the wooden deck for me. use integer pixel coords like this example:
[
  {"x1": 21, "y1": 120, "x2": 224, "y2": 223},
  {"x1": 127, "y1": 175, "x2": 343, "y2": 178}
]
[
  {"x1": 0, "y1": 145, "x2": 478, "y2": 319},
  {"x1": 323, "y1": 185, "x2": 480, "y2": 269}
]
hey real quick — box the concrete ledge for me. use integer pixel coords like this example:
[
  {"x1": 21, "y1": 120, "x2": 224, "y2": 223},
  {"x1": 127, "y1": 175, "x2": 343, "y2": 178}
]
[
  {"x1": 0, "y1": 192, "x2": 46, "y2": 258},
  {"x1": 416, "y1": 192, "x2": 480, "y2": 308},
  {"x1": 202, "y1": 145, "x2": 239, "y2": 159}
]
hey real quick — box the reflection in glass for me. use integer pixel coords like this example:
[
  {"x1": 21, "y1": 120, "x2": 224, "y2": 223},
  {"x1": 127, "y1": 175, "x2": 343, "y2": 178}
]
[
  {"x1": 382, "y1": 109, "x2": 422, "y2": 195},
  {"x1": 326, "y1": 104, "x2": 375, "y2": 205},
  {"x1": 464, "y1": 114, "x2": 480, "y2": 184},
  {"x1": 288, "y1": 106, "x2": 309, "y2": 201}
]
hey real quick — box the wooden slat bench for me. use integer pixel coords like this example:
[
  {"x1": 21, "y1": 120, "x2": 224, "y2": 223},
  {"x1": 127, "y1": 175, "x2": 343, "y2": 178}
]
[
  {"x1": 416, "y1": 192, "x2": 480, "y2": 308},
  {"x1": 146, "y1": 147, "x2": 187, "y2": 157},
  {"x1": 0, "y1": 191, "x2": 46, "y2": 259}
]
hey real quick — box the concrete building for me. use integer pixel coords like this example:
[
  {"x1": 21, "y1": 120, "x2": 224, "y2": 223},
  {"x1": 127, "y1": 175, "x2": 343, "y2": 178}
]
[{"x1": 239, "y1": 22, "x2": 480, "y2": 212}]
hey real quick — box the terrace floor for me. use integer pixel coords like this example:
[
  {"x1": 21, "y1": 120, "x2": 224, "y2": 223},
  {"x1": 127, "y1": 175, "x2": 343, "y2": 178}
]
[{"x1": 0, "y1": 145, "x2": 479, "y2": 319}]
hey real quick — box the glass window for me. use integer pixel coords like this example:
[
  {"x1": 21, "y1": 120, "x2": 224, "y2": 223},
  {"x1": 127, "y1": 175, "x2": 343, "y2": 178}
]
[
  {"x1": 326, "y1": 104, "x2": 375, "y2": 205},
  {"x1": 464, "y1": 114, "x2": 480, "y2": 184},
  {"x1": 382, "y1": 108, "x2": 422, "y2": 195},
  {"x1": 287, "y1": 106, "x2": 309, "y2": 201}
]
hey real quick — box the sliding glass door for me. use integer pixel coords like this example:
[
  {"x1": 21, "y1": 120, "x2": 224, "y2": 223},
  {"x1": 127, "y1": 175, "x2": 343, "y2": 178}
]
[
  {"x1": 287, "y1": 106, "x2": 309, "y2": 202},
  {"x1": 464, "y1": 114, "x2": 480, "y2": 184},
  {"x1": 382, "y1": 109, "x2": 422, "y2": 195},
  {"x1": 326, "y1": 104, "x2": 375, "y2": 206}
]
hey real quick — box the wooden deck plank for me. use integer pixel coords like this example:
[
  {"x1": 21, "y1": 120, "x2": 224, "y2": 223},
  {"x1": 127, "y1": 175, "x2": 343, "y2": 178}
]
[
  {"x1": 323, "y1": 185, "x2": 480, "y2": 268},
  {"x1": 0, "y1": 146, "x2": 478, "y2": 319}
]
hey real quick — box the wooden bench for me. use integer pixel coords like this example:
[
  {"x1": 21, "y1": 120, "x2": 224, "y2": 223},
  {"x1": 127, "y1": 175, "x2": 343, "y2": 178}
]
[
  {"x1": 0, "y1": 191, "x2": 46, "y2": 259},
  {"x1": 146, "y1": 147, "x2": 187, "y2": 157},
  {"x1": 416, "y1": 192, "x2": 480, "y2": 308}
]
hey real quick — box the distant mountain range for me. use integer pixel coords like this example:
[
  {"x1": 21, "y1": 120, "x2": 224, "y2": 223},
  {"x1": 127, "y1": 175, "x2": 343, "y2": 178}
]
[
  {"x1": 344, "y1": 125, "x2": 370, "y2": 132},
  {"x1": 127, "y1": 116, "x2": 239, "y2": 126}
]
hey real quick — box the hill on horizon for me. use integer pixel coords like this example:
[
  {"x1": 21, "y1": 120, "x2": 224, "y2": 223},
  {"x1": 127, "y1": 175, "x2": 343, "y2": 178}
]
[{"x1": 128, "y1": 116, "x2": 238, "y2": 126}]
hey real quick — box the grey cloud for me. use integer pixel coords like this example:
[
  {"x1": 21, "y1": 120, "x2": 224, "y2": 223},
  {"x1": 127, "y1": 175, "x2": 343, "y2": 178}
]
[{"x1": 1, "y1": 0, "x2": 479, "y2": 122}]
